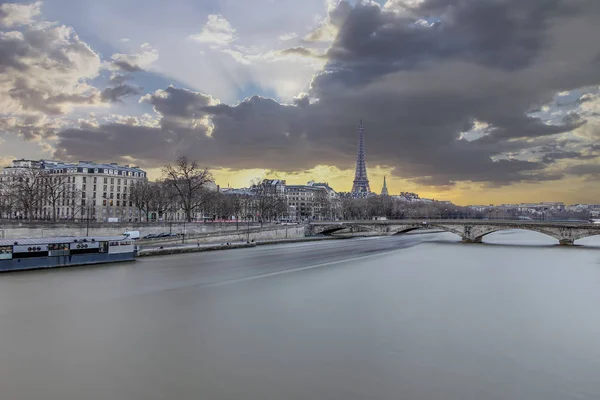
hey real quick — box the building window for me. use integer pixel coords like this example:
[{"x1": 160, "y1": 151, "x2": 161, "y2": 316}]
[
  {"x1": 83, "y1": 177, "x2": 87, "y2": 183},
  {"x1": 110, "y1": 186, "x2": 114, "y2": 192},
  {"x1": 110, "y1": 193, "x2": 114, "y2": 199},
  {"x1": 109, "y1": 200, "x2": 113, "y2": 207},
  {"x1": 93, "y1": 177, "x2": 97, "y2": 183},
  {"x1": 104, "y1": 178, "x2": 107, "y2": 184},
  {"x1": 118, "y1": 179, "x2": 121, "y2": 185},
  {"x1": 117, "y1": 193, "x2": 120, "y2": 199},
  {"x1": 124, "y1": 179, "x2": 128, "y2": 186},
  {"x1": 82, "y1": 184, "x2": 86, "y2": 191},
  {"x1": 93, "y1": 192, "x2": 96, "y2": 198},
  {"x1": 111, "y1": 178, "x2": 114, "y2": 184},
  {"x1": 103, "y1": 199, "x2": 107, "y2": 206},
  {"x1": 117, "y1": 200, "x2": 120, "y2": 207},
  {"x1": 81, "y1": 199, "x2": 86, "y2": 206},
  {"x1": 81, "y1": 192, "x2": 85, "y2": 199},
  {"x1": 93, "y1": 185, "x2": 96, "y2": 191},
  {"x1": 103, "y1": 192, "x2": 107, "y2": 198},
  {"x1": 117, "y1": 186, "x2": 120, "y2": 193}
]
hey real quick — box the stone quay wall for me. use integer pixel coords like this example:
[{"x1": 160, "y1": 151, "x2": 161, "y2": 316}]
[{"x1": 0, "y1": 221, "x2": 266, "y2": 239}]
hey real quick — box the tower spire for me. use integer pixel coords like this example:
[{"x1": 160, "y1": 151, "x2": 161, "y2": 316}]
[
  {"x1": 351, "y1": 119, "x2": 370, "y2": 197},
  {"x1": 381, "y1": 176, "x2": 389, "y2": 196}
]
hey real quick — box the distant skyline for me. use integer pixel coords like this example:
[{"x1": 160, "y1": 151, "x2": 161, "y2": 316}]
[{"x1": 1, "y1": 0, "x2": 599, "y2": 205}]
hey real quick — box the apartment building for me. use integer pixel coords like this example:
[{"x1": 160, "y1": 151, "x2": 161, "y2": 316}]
[{"x1": 0, "y1": 159, "x2": 147, "y2": 221}]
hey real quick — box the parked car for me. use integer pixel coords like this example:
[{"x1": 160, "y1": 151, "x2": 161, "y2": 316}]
[
  {"x1": 143, "y1": 233, "x2": 158, "y2": 239},
  {"x1": 124, "y1": 231, "x2": 140, "y2": 240},
  {"x1": 157, "y1": 232, "x2": 171, "y2": 237}
]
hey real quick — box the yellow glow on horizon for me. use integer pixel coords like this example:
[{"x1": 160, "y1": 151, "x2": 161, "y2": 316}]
[{"x1": 145, "y1": 164, "x2": 600, "y2": 206}]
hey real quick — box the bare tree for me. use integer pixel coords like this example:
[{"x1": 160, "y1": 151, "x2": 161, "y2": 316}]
[
  {"x1": 314, "y1": 190, "x2": 331, "y2": 220},
  {"x1": 40, "y1": 172, "x2": 71, "y2": 221},
  {"x1": 0, "y1": 176, "x2": 16, "y2": 219},
  {"x1": 163, "y1": 156, "x2": 214, "y2": 222},
  {"x1": 11, "y1": 169, "x2": 44, "y2": 220},
  {"x1": 251, "y1": 179, "x2": 287, "y2": 225},
  {"x1": 148, "y1": 180, "x2": 177, "y2": 221},
  {"x1": 130, "y1": 180, "x2": 152, "y2": 221}
]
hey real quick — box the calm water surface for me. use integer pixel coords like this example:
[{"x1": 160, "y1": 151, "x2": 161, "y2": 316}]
[{"x1": 0, "y1": 230, "x2": 599, "y2": 400}]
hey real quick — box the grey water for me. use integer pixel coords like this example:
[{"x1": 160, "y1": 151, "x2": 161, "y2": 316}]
[{"x1": 0, "y1": 230, "x2": 599, "y2": 399}]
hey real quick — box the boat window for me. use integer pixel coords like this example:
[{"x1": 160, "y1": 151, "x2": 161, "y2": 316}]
[
  {"x1": 0, "y1": 246, "x2": 13, "y2": 260},
  {"x1": 48, "y1": 244, "x2": 70, "y2": 251}
]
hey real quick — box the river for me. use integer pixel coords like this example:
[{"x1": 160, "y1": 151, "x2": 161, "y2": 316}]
[{"x1": 0, "y1": 230, "x2": 599, "y2": 399}]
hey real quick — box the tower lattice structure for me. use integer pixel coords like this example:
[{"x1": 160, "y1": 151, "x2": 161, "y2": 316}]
[{"x1": 351, "y1": 120, "x2": 371, "y2": 196}]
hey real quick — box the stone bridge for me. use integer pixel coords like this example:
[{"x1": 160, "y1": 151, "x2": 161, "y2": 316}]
[{"x1": 307, "y1": 220, "x2": 600, "y2": 246}]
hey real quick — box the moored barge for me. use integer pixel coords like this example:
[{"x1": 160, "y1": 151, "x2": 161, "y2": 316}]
[{"x1": 0, "y1": 236, "x2": 136, "y2": 272}]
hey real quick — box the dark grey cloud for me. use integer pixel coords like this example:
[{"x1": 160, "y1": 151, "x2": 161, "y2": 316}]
[
  {"x1": 279, "y1": 47, "x2": 322, "y2": 58},
  {"x1": 101, "y1": 84, "x2": 141, "y2": 102},
  {"x1": 565, "y1": 164, "x2": 600, "y2": 177},
  {"x1": 142, "y1": 86, "x2": 214, "y2": 118},
  {"x1": 54, "y1": 0, "x2": 600, "y2": 187},
  {"x1": 109, "y1": 74, "x2": 130, "y2": 84},
  {"x1": 112, "y1": 60, "x2": 142, "y2": 72}
]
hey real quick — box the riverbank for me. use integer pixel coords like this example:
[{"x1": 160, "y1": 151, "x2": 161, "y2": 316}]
[{"x1": 137, "y1": 236, "x2": 351, "y2": 257}]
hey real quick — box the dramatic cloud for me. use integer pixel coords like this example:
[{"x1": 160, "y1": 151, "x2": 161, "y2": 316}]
[
  {"x1": 0, "y1": 24, "x2": 103, "y2": 115},
  {"x1": 189, "y1": 14, "x2": 236, "y2": 47},
  {"x1": 22, "y1": 0, "x2": 600, "y2": 189}
]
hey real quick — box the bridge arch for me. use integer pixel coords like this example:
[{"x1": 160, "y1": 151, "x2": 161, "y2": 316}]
[
  {"x1": 571, "y1": 232, "x2": 600, "y2": 242},
  {"x1": 391, "y1": 224, "x2": 465, "y2": 239},
  {"x1": 319, "y1": 226, "x2": 346, "y2": 235},
  {"x1": 472, "y1": 227, "x2": 561, "y2": 243}
]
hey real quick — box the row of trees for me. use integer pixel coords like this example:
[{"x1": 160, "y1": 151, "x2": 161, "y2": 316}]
[
  {"x1": 130, "y1": 165, "x2": 289, "y2": 223},
  {"x1": 339, "y1": 195, "x2": 483, "y2": 220},
  {"x1": 0, "y1": 169, "x2": 82, "y2": 221}
]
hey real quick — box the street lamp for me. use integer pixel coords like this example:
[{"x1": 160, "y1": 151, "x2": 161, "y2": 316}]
[{"x1": 246, "y1": 214, "x2": 253, "y2": 243}]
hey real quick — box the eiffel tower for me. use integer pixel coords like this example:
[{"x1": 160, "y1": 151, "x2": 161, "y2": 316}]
[{"x1": 351, "y1": 120, "x2": 371, "y2": 196}]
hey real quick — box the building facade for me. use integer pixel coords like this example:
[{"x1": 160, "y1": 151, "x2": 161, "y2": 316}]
[
  {"x1": 286, "y1": 181, "x2": 341, "y2": 221},
  {"x1": 1, "y1": 159, "x2": 147, "y2": 221}
]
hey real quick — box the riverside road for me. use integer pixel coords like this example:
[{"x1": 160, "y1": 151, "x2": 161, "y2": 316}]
[{"x1": 1, "y1": 231, "x2": 600, "y2": 400}]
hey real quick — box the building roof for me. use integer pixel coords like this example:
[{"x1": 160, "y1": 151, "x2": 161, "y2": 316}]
[
  {"x1": 0, "y1": 235, "x2": 128, "y2": 247},
  {"x1": 286, "y1": 185, "x2": 327, "y2": 191},
  {"x1": 46, "y1": 161, "x2": 145, "y2": 173},
  {"x1": 222, "y1": 188, "x2": 255, "y2": 196}
]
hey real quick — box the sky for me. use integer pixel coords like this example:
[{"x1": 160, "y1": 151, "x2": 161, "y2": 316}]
[{"x1": 0, "y1": 0, "x2": 599, "y2": 205}]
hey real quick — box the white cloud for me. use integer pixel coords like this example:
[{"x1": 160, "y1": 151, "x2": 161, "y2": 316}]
[
  {"x1": 279, "y1": 32, "x2": 298, "y2": 41},
  {"x1": 108, "y1": 42, "x2": 159, "y2": 71},
  {"x1": 0, "y1": 23, "x2": 103, "y2": 117},
  {"x1": 414, "y1": 19, "x2": 434, "y2": 27},
  {"x1": 189, "y1": 14, "x2": 236, "y2": 47},
  {"x1": 383, "y1": 0, "x2": 424, "y2": 14},
  {"x1": 0, "y1": 1, "x2": 42, "y2": 28}
]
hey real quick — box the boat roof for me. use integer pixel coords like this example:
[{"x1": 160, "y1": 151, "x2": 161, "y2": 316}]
[{"x1": 0, "y1": 236, "x2": 128, "y2": 246}]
